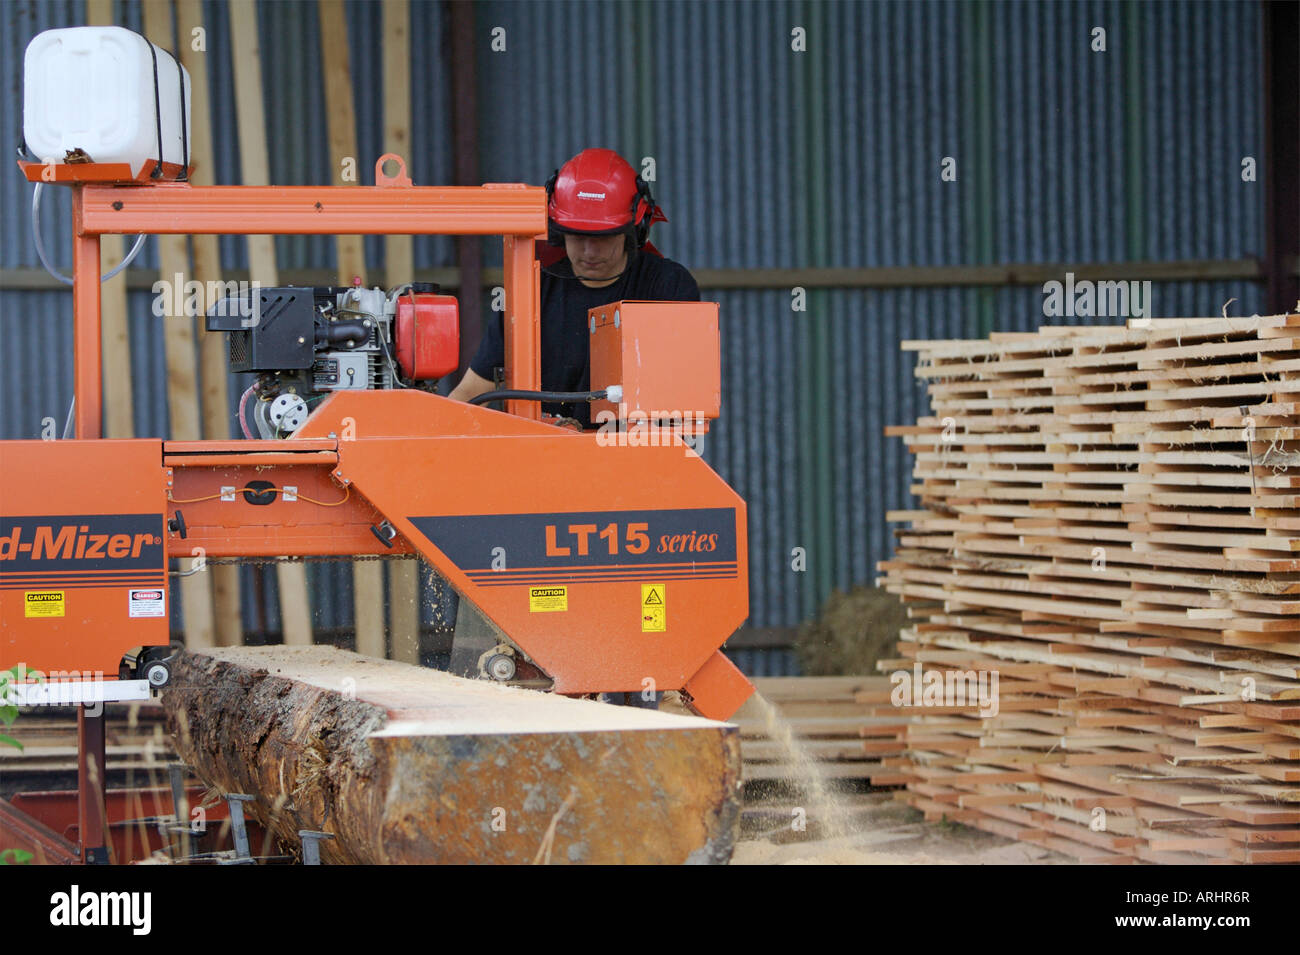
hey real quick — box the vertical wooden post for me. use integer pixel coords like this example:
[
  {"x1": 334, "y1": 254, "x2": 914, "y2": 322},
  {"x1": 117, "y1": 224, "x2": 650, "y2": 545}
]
[
  {"x1": 86, "y1": 0, "x2": 134, "y2": 441},
  {"x1": 229, "y1": 0, "x2": 314, "y2": 646},
  {"x1": 384, "y1": 0, "x2": 420, "y2": 664},
  {"x1": 446, "y1": 0, "x2": 484, "y2": 371},
  {"x1": 143, "y1": 0, "x2": 215, "y2": 650},
  {"x1": 1263, "y1": 1, "x2": 1299, "y2": 316},
  {"x1": 177, "y1": 0, "x2": 243, "y2": 647},
  {"x1": 319, "y1": 0, "x2": 384, "y2": 659}
]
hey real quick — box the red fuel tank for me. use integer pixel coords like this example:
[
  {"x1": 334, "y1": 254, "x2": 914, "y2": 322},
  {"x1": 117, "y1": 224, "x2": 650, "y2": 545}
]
[{"x1": 395, "y1": 293, "x2": 460, "y2": 380}]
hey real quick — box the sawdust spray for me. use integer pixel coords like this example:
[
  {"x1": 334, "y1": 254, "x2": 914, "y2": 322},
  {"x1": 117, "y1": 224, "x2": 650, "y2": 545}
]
[{"x1": 749, "y1": 693, "x2": 853, "y2": 839}]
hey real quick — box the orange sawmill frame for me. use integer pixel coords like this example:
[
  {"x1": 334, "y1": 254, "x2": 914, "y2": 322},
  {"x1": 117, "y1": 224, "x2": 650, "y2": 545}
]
[{"x1": 5, "y1": 157, "x2": 754, "y2": 863}]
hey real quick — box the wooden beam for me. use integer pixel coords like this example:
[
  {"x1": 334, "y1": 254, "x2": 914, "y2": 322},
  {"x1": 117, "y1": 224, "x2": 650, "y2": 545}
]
[
  {"x1": 383, "y1": 0, "x2": 419, "y2": 665},
  {"x1": 229, "y1": 0, "x2": 313, "y2": 646},
  {"x1": 446, "y1": 0, "x2": 484, "y2": 371},
  {"x1": 143, "y1": 0, "x2": 214, "y2": 650},
  {"x1": 86, "y1": 0, "x2": 134, "y2": 441},
  {"x1": 1264, "y1": 0, "x2": 1300, "y2": 315},
  {"x1": 7, "y1": 258, "x2": 1295, "y2": 293},
  {"x1": 165, "y1": 646, "x2": 742, "y2": 864},
  {"x1": 177, "y1": 0, "x2": 242, "y2": 648},
  {"x1": 319, "y1": 0, "x2": 384, "y2": 659}
]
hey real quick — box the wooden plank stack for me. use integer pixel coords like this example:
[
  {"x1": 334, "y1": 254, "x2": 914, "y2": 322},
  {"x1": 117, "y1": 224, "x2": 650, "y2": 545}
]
[
  {"x1": 730, "y1": 677, "x2": 905, "y2": 783},
  {"x1": 0, "y1": 703, "x2": 175, "y2": 795},
  {"x1": 877, "y1": 315, "x2": 1300, "y2": 864}
]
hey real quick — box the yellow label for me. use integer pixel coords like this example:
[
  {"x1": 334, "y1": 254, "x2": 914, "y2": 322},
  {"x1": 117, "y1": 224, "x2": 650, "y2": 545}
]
[
  {"x1": 24, "y1": 591, "x2": 65, "y2": 618},
  {"x1": 641, "y1": 584, "x2": 666, "y2": 632},
  {"x1": 529, "y1": 586, "x2": 567, "y2": 612}
]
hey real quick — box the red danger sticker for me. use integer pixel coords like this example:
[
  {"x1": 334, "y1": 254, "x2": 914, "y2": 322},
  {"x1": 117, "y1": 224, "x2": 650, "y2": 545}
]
[{"x1": 128, "y1": 588, "x2": 166, "y2": 618}]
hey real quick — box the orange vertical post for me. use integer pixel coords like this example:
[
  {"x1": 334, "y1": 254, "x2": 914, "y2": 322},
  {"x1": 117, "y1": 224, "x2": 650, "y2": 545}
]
[
  {"x1": 72, "y1": 187, "x2": 103, "y2": 440},
  {"x1": 72, "y1": 185, "x2": 109, "y2": 862},
  {"x1": 502, "y1": 234, "x2": 541, "y2": 420}
]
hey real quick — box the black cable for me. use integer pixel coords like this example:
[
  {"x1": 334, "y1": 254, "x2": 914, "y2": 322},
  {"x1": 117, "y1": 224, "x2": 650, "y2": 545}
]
[
  {"x1": 468, "y1": 388, "x2": 610, "y2": 407},
  {"x1": 540, "y1": 244, "x2": 639, "y2": 288}
]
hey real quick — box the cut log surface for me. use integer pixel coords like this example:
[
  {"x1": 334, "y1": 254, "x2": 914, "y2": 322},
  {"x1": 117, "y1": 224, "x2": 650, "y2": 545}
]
[{"x1": 163, "y1": 646, "x2": 741, "y2": 864}]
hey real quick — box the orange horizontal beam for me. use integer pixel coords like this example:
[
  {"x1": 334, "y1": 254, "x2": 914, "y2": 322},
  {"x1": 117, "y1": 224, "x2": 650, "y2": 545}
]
[
  {"x1": 163, "y1": 452, "x2": 339, "y2": 467},
  {"x1": 176, "y1": 525, "x2": 416, "y2": 558},
  {"x1": 78, "y1": 182, "x2": 548, "y2": 236},
  {"x1": 164, "y1": 439, "x2": 338, "y2": 453}
]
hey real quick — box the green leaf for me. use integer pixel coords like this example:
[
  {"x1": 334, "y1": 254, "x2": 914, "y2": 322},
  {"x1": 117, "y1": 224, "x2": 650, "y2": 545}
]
[
  {"x1": 0, "y1": 734, "x2": 23, "y2": 752},
  {"x1": 0, "y1": 848, "x2": 33, "y2": 865},
  {"x1": 0, "y1": 707, "x2": 15, "y2": 727}
]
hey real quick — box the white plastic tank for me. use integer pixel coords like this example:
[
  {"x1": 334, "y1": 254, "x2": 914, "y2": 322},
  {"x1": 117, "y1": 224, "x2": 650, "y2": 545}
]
[{"x1": 23, "y1": 26, "x2": 191, "y2": 178}]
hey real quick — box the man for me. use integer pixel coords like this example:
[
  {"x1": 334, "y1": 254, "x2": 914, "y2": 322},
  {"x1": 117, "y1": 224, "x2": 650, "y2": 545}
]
[
  {"x1": 448, "y1": 148, "x2": 700, "y2": 428},
  {"x1": 448, "y1": 149, "x2": 698, "y2": 709}
]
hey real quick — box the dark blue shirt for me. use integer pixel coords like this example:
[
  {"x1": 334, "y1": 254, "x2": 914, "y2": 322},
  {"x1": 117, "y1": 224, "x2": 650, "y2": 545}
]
[{"x1": 469, "y1": 250, "x2": 701, "y2": 426}]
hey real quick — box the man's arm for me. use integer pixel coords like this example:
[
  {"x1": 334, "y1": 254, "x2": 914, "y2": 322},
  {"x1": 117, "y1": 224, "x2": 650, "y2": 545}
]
[
  {"x1": 450, "y1": 310, "x2": 505, "y2": 402},
  {"x1": 448, "y1": 367, "x2": 495, "y2": 402}
]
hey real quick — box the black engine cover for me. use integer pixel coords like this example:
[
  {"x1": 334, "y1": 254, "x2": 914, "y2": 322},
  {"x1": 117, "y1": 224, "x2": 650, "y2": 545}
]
[{"x1": 206, "y1": 287, "x2": 318, "y2": 372}]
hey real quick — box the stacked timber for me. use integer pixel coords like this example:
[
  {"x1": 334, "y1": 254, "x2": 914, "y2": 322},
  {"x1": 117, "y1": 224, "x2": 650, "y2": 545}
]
[
  {"x1": 877, "y1": 315, "x2": 1300, "y2": 864},
  {"x1": 0, "y1": 703, "x2": 175, "y2": 795},
  {"x1": 727, "y1": 677, "x2": 905, "y2": 784}
]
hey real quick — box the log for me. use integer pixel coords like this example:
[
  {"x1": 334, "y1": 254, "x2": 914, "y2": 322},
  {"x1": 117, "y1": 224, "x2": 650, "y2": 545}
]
[{"x1": 163, "y1": 646, "x2": 742, "y2": 864}]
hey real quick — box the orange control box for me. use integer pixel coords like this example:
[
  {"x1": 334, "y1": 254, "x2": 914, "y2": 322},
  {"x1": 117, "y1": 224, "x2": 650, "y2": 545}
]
[{"x1": 588, "y1": 301, "x2": 721, "y2": 425}]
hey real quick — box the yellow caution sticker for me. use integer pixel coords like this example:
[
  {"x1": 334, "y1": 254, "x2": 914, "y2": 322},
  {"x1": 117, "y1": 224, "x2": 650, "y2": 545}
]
[
  {"x1": 529, "y1": 586, "x2": 568, "y2": 612},
  {"x1": 24, "y1": 591, "x2": 65, "y2": 618},
  {"x1": 641, "y1": 584, "x2": 666, "y2": 632}
]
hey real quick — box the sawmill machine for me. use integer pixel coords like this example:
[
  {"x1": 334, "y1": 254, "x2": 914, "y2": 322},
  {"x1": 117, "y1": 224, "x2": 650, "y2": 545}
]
[{"x1": 2, "y1": 26, "x2": 754, "y2": 863}]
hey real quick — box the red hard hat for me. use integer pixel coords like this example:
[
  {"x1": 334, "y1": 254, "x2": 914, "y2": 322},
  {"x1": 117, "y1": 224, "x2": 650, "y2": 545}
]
[{"x1": 546, "y1": 148, "x2": 667, "y2": 242}]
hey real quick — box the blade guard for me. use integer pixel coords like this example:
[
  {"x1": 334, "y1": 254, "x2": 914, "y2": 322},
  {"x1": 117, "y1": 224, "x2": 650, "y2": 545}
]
[{"x1": 680, "y1": 651, "x2": 755, "y2": 721}]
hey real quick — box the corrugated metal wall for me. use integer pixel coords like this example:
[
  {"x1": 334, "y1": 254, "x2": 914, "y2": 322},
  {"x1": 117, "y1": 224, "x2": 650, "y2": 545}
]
[{"x1": 1, "y1": 1, "x2": 1268, "y2": 674}]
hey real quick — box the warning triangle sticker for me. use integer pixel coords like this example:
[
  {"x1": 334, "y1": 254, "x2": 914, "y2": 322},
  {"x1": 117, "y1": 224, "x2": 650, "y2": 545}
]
[{"x1": 643, "y1": 588, "x2": 663, "y2": 605}]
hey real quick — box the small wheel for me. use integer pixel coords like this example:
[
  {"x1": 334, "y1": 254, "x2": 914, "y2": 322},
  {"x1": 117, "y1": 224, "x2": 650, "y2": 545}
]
[
  {"x1": 144, "y1": 660, "x2": 171, "y2": 688},
  {"x1": 486, "y1": 653, "x2": 516, "y2": 682}
]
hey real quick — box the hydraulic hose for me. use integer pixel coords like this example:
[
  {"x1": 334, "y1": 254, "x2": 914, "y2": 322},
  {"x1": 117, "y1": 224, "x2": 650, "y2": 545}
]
[
  {"x1": 32, "y1": 182, "x2": 147, "y2": 284},
  {"x1": 468, "y1": 385, "x2": 622, "y2": 407}
]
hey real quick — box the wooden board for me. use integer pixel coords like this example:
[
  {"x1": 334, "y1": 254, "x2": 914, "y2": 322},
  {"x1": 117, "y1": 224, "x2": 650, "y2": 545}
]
[
  {"x1": 724, "y1": 677, "x2": 902, "y2": 784},
  {"x1": 318, "y1": 0, "x2": 384, "y2": 658},
  {"x1": 228, "y1": 0, "x2": 313, "y2": 645},
  {"x1": 143, "y1": 0, "x2": 214, "y2": 649},
  {"x1": 86, "y1": 0, "x2": 134, "y2": 441},
  {"x1": 177, "y1": 0, "x2": 242, "y2": 647},
  {"x1": 382, "y1": 0, "x2": 419, "y2": 664}
]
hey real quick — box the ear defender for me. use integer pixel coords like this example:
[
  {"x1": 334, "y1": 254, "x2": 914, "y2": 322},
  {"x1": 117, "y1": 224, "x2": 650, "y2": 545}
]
[
  {"x1": 632, "y1": 175, "x2": 655, "y2": 248},
  {"x1": 544, "y1": 168, "x2": 564, "y2": 246}
]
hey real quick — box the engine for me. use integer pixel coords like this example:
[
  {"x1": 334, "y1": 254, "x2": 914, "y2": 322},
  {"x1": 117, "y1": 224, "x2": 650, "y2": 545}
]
[{"x1": 206, "y1": 283, "x2": 459, "y2": 438}]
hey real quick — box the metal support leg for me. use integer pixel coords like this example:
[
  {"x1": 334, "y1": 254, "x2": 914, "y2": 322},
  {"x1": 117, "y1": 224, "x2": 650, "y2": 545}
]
[
  {"x1": 167, "y1": 763, "x2": 193, "y2": 859},
  {"x1": 225, "y1": 794, "x2": 256, "y2": 861},
  {"x1": 298, "y1": 829, "x2": 334, "y2": 865},
  {"x1": 76, "y1": 704, "x2": 109, "y2": 864}
]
